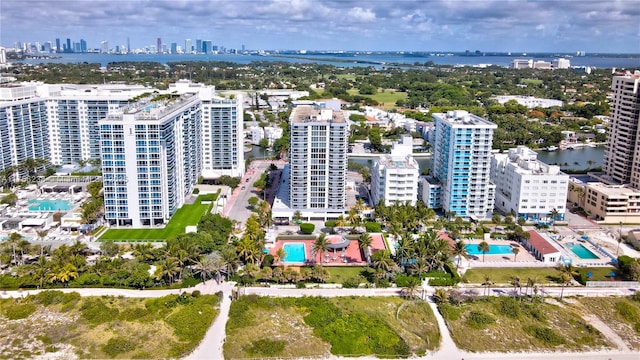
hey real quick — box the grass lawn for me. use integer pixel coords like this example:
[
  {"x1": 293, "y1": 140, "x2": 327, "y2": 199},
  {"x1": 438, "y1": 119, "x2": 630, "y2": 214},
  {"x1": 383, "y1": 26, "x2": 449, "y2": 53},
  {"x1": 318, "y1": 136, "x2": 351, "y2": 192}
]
[
  {"x1": 464, "y1": 266, "x2": 620, "y2": 285},
  {"x1": 0, "y1": 290, "x2": 220, "y2": 359},
  {"x1": 225, "y1": 295, "x2": 439, "y2": 358},
  {"x1": 463, "y1": 267, "x2": 563, "y2": 284},
  {"x1": 324, "y1": 266, "x2": 369, "y2": 283},
  {"x1": 439, "y1": 297, "x2": 611, "y2": 352},
  {"x1": 347, "y1": 88, "x2": 408, "y2": 109},
  {"x1": 521, "y1": 78, "x2": 544, "y2": 85},
  {"x1": 99, "y1": 194, "x2": 216, "y2": 241},
  {"x1": 574, "y1": 297, "x2": 640, "y2": 349}
]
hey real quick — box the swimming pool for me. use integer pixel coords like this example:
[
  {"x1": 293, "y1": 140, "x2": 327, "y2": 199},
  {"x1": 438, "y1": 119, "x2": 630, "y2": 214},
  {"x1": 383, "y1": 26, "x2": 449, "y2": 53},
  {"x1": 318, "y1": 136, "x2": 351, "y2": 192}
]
[
  {"x1": 282, "y1": 242, "x2": 306, "y2": 263},
  {"x1": 28, "y1": 199, "x2": 74, "y2": 212},
  {"x1": 466, "y1": 244, "x2": 514, "y2": 255},
  {"x1": 566, "y1": 243, "x2": 599, "y2": 259}
]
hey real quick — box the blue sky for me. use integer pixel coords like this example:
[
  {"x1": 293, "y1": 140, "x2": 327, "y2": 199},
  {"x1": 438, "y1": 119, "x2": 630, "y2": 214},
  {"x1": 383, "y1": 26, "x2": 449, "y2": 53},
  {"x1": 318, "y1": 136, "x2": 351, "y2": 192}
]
[{"x1": 1, "y1": 0, "x2": 639, "y2": 53}]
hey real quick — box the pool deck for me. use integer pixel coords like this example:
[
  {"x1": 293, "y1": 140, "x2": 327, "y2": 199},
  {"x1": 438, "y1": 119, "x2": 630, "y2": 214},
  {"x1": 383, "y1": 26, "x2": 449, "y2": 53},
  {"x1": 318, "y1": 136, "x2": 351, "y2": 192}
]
[
  {"x1": 464, "y1": 240, "x2": 537, "y2": 264},
  {"x1": 270, "y1": 233, "x2": 387, "y2": 266}
]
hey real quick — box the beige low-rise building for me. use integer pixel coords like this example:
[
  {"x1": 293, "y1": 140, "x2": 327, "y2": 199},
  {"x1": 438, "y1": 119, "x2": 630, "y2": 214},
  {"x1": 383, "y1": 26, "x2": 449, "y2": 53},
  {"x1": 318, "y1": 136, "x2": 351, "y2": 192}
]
[{"x1": 582, "y1": 182, "x2": 640, "y2": 223}]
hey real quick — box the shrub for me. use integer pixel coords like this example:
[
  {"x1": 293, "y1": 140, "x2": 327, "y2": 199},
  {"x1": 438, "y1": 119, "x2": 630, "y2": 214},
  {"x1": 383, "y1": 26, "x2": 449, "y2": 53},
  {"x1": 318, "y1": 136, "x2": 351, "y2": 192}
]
[
  {"x1": 365, "y1": 221, "x2": 381, "y2": 233},
  {"x1": 102, "y1": 337, "x2": 136, "y2": 357},
  {"x1": 341, "y1": 277, "x2": 361, "y2": 288},
  {"x1": 191, "y1": 290, "x2": 201, "y2": 298},
  {"x1": 498, "y1": 297, "x2": 521, "y2": 318},
  {"x1": 375, "y1": 278, "x2": 390, "y2": 288},
  {"x1": 300, "y1": 223, "x2": 315, "y2": 234},
  {"x1": 245, "y1": 339, "x2": 286, "y2": 357},
  {"x1": 32, "y1": 291, "x2": 81, "y2": 306},
  {"x1": 615, "y1": 301, "x2": 640, "y2": 323},
  {"x1": 117, "y1": 306, "x2": 150, "y2": 322},
  {"x1": 525, "y1": 325, "x2": 565, "y2": 346},
  {"x1": 192, "y1": 187, "x2": 200, "y2": 194},
  {"x1": 296, "y1": 281, "x2": 306, "y2": 289},
  {"x1": 395, "y1": 274, "x2": 420, "y2": 287},
  {"x1": 466, "y1": 310, "x2": 496, "y2": 329},
  {"x1": 2, "y1": 302, "x2": 36, "y2": 320},
  {"x1": 632, "y1": 291, "x2": 640, "y2": 302},
  {"x1": 438, "y1": 304, "x2": 462, "y2": 321},
  {"x1": 324, "y1": 220, "x2": 336, "y2": 228},
  {"x1": 166, "y1": 296, "x2": 218, "y2": 347},
  {"x1": 618, "y1": 255, "x2": 635, "y2": 276},
  {"x1": 80, "y1": 298, "x2": 119, "y2": 325}
]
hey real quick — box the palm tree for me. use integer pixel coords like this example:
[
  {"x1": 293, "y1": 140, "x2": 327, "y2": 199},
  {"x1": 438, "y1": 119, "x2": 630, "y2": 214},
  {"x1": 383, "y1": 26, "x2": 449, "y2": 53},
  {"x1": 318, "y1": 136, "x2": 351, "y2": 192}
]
[
  {"x1": 511, "y1": 247, "x2": 520, "y2": 262},
  {"x1": 371, "y1": 250, "x2": 396, "y2": 276},
  {"x1": 193, "y1": 252, "x2": 226, "y2": 284},
  {"x1": 452, "y1": 240, "x2": 468, "y2": 271},
  {"x1": 402, "y1": 276, "x2": 421, "y2": 299},
  {"x1": 433, "y1": 288, "x2": 448, "y2": 304},
  {"x1": 525, "y1": 276, "x2": 537, "y2": 299},
  {"x1": 482, "y1": 275, "x2": 493, "y2": 296},
  {"x1": 154, "y1": 258, "x2": 180, "y2": 284},
  {"x1": 478, "y1": 241, "x2": 490, "y2": 262},
  {"x1": 509, "y1": 276, "x2": 522, "y2": 299},
  {"x1": 312, "y1": 232, "x2": 329, "y2": 265},
  {"x1": 36, "y1": 229, "x2": 48, "y2": 257},
  {"x1": 274, "y1": 247, "x2": 287, "y2": 264},
  {"x1": 358, "y1": 232, "x2": 373, "y2": 263},
  {"x1": 559, "y1": 272, "x2": 572, "y2": 301},
  {"x1": 557, "y1": 264, "x2": 578, "y2": 300}
]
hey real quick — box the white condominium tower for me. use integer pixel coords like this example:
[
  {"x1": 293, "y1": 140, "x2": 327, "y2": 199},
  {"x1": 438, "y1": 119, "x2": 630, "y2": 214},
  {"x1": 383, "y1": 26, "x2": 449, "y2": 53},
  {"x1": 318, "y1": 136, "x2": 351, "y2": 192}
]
[
  {"x1": 603, "y1": 72, "x2": 640, "y2": 187},
  {"x1": 289, "y1": 105, "x2": 348, "y2": 216},
  {"x1": 169, "y1": 80, "x2": 244, "y2": 178},
  {"x1": 99, "y1": 93, "x2": 202, "y2": 227},
  {"x1": 371, "y1": 135, "x2": 420, "y2": 206},
  {"x1": 491, "y1": 146, "x2": 569, "y2": 221},
  {"x1": 429, "y1": 110, "x2": 497, "y2": 219}
]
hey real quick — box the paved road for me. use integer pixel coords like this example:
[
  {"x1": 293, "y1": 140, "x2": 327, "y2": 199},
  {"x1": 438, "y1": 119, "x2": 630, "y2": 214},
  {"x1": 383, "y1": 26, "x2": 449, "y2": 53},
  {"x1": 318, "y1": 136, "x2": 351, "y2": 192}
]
[{"x1": 224, "y1": 160, "x2": 280, "y2": 225}]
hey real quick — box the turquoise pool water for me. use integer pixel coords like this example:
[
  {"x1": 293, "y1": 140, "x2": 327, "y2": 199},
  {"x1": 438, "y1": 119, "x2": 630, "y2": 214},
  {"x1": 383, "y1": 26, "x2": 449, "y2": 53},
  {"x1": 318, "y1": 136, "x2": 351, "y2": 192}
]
[
  {"x1": 28, "y1": 199, "x2": 74, "y2": 212},
  {"x1": 567, "y1": 243, "x2": 599, "y2": 259},
  {"x1": 466, "y1": 244, "x2": 514, "y2": 255},
  {"x1": 283, "y1": 243, "x2": 306, "y2": 262}
]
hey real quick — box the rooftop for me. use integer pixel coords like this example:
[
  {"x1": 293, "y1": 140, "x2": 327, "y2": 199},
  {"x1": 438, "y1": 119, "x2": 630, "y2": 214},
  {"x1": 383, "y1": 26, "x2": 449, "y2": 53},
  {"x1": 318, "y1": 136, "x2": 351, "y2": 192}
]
[
  {"x1": 290, "y1": 105, "x2": 346, "y2": 124},
  {"x1": 526, "y1": 230, "x2": 562, "y2": 255},
  {"x1": 434, "y1": 110, "x2": 496, "y2": 128}
]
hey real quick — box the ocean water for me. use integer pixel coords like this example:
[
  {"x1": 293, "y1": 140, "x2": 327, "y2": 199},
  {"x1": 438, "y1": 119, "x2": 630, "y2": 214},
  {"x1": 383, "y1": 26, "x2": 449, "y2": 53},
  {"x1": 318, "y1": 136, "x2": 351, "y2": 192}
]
[{"x1": 19, "y1": 52, "x2": 640, "y2": 69}]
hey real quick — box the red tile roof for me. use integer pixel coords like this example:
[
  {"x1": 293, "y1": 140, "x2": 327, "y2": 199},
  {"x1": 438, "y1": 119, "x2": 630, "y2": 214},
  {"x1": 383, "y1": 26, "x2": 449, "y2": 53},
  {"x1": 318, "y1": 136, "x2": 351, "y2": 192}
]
[{"x1": 526, "y1": 230, "x2": 560, "y2": 255}]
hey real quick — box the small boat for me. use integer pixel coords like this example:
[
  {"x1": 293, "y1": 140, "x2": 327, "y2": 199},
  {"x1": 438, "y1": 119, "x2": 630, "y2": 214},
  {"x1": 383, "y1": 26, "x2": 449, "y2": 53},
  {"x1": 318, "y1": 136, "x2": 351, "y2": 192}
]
[{"x1": 546, "y1": 146, "x2": 558, "y2": 151}]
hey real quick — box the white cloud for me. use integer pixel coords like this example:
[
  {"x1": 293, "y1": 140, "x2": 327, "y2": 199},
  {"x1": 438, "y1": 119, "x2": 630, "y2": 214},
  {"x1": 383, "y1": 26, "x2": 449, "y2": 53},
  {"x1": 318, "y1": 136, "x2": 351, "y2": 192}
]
[{"x1": 347, "y1": 7, "x2": 376, "y2": 23}]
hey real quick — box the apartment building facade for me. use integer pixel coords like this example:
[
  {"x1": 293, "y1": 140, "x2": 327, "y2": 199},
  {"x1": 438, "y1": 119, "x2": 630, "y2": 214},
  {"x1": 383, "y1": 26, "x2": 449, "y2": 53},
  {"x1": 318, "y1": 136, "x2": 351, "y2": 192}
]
[
  {"x1": 288, "y1": 105, "x2": 348, "y2": 218},
  {"x1": 99, "y1": 94, "x2": 202, "y2": 227},
  {"x1": 491, "y1": 146, "x2": 569, "y2": 221},
  {"x1": 427, "y1": 110, "x2": 497, "y2": 219}
]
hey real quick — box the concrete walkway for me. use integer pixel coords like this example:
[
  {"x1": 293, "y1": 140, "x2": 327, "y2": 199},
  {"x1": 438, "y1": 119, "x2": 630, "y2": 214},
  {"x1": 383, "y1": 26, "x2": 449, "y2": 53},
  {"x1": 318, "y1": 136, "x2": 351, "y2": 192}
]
[
  {"x1": 186, "y1": 282, "x2": 233, "y2": 360},
  {"x1": 425, "y1": 296, "x2": 465, "y2": 359}
]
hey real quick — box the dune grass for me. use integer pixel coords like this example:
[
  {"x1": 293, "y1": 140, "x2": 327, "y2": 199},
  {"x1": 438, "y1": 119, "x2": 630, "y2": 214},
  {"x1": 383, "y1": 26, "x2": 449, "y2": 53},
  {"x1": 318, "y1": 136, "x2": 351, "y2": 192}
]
[
  {"x1": 0, "y1": 290, "x2": 220, "y2": 359},
  {"x1": 225, "y1": 295, "x2": 439, "y2": 358},
  {"x1": 439, "y1": 296, "x2": 611, "y2": 352}
]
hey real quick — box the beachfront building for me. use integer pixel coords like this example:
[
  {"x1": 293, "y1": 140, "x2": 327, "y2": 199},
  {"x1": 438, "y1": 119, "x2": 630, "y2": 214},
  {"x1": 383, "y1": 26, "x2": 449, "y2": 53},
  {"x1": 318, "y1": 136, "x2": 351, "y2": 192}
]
[
  {"x1": 581, "y1": 182, "x2": 640, "y2": 224},
  {"x1": 491, "y1": 146, "x2": 569, "y2": 221},
  {"x1": 426, "y1": 110, "x2": 497, "y2": 219},
  {"x1": 371, "y1": 135, "x2": 420, "y2": 206},
  {"x1": 169, "y1": 79, "x2": 245, "y2": 179},
  {"x1": 603, "y1": 72, "x2": 640, "y2": 188},
  {"x1": 0, "y1": 83, "x2": 50, "y2": 176},
  {"x1": 0, "y1": 82, "x2": 151, "y2": 177},
  {"x1": 99, "y1": 93, "x2": 202, "y2": 227},
  {"x1": 275, "y1": 105, "x2": 348, "y2": 221},
  {"x1": 522, "y1": 230, "x2": 563, "y2": 263}
]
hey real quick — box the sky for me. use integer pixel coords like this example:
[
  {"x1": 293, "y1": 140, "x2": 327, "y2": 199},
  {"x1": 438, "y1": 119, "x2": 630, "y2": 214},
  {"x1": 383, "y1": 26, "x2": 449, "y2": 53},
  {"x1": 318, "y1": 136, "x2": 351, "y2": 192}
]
[{"x1": 1, "y1": 0, "x2": 639, "y2": 53}]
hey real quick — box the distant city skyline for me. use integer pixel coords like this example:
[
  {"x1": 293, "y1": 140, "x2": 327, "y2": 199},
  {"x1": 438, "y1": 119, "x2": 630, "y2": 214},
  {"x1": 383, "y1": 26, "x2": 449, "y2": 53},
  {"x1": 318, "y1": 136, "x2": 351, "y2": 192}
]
[{"x1": 1, "y1": 0, "x2": 639, "y2": 53}]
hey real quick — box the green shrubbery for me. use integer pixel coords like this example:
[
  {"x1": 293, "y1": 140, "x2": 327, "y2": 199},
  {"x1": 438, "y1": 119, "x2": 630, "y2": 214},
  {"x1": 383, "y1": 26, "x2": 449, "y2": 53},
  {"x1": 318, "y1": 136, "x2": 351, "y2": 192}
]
[
  {"x1": 228, "y1": 296, "x2": 409, "y2": 357},
  {"x1": 165, "y1": 294, "x2": 219, "y2": 357},
  {"x1": 466, "y1": 310, "x2": 495, "y2": 329},
  {"x1": 299, "y1": 223, "x2": 315, "y2": 234},
  {"x1": 365, "y1": 221, "x2": 381, "y2": 233},
  {"x1": 102, "y1": 337, "x2": 136, "y2": 357},
  {"x1": 245, "y1": 339, "x2": 286, "y2": 357},
  {"x1": 524, "y1": 325, "x2": 565, "y2": 346},
  {"x1": 1, "y1": 302, "x2": 37, "y2": 320},
  {"x1": 498, "y1": 297, "x2": 521, "y2": 318},
  {"x1": 80, "y1": 298, "x2": 120, "y2": 325}
]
